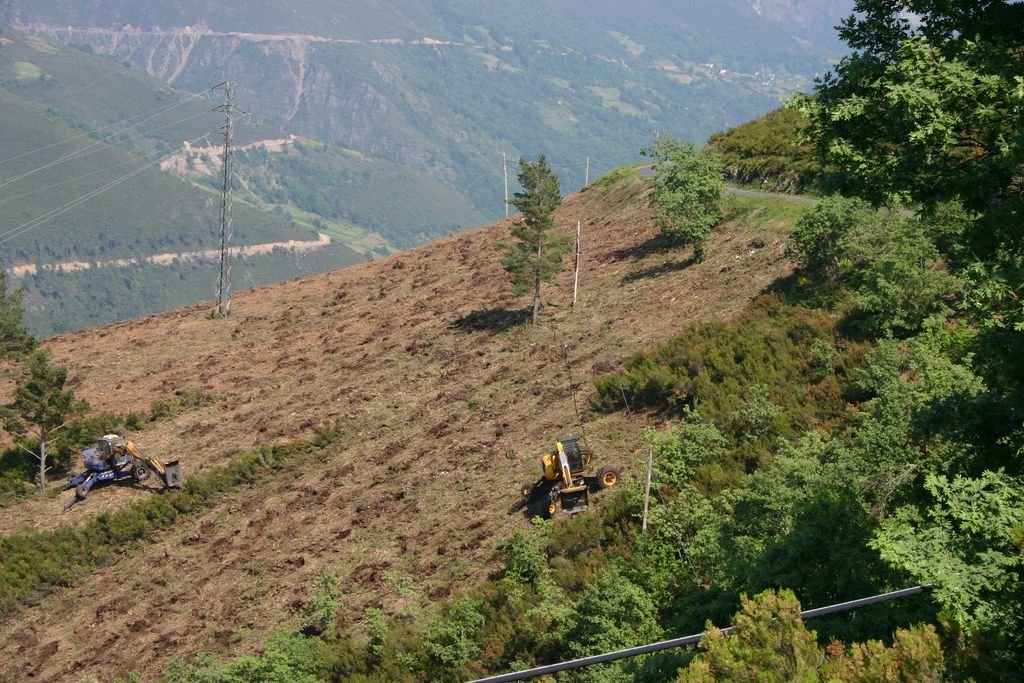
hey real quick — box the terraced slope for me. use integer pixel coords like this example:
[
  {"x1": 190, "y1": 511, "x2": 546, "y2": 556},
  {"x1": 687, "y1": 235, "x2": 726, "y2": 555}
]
[{"x1": 0, "y1": 175, "x2": 798, "y2": 681}]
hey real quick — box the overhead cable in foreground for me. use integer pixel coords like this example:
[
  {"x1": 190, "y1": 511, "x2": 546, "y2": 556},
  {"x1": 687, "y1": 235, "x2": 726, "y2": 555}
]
[{"x1": 468, "y1": 584, "x2": 935, "y2": 683}]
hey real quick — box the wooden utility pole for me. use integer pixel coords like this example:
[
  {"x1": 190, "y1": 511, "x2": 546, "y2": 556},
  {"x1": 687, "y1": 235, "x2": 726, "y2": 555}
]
[
  {"x1": 213, "y1": 81, "x2": 237, "y2": 318},
  {"x1": 585, "y1": 156, "x2": 590, "y2": 186},
  {"x1": 642, "y1": 447, "x2": 653, "y2": 533},
  {"x1": 572, "y1": 220, "x2": 581, "y2": 308},
  {"x1": 503, "y1": 151, "x2": 509, "y2": 218}
]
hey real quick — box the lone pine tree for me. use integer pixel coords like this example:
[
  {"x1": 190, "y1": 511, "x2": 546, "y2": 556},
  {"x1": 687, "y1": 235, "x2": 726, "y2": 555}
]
[
  {"x1": 500, "y1": 155, "x2": 572, "y2": 325},
  {"x1": 4, "y1": 349, "x2": 89, "y2": 494}
]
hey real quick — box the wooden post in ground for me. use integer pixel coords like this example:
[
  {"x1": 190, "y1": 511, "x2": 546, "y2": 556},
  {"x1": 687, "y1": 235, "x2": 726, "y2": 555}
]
[
  {"x1": 572, "y1": 221, "x2": 581, "y2": 308},
  {"x1": 642, "y1": 447, "x2": 653, "y2": 533}
]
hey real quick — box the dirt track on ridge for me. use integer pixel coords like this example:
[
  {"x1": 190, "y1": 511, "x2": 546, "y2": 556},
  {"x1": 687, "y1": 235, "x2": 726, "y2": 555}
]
[{"x1": 0, "y1": 177, "x2": 796, "y2": 682}]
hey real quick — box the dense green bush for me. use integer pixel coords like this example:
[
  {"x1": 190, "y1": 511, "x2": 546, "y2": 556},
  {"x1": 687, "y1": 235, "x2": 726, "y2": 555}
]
[
  {"x1": 785, "y1": 195, "x2": 874, "y2": 282},
  {"x1": 843, "y1": 216, "x2": 959, "y2": 337},
  {"x1": 593, "y1": 295, "x2": 862, "y2": 438},
  {"x1": 707, "y1": 107, "x2": 835, "y2": 194}
]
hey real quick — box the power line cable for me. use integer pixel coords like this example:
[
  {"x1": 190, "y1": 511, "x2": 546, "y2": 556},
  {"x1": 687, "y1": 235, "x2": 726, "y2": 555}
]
[
  {"x1": 0, "y1": 130, "x2": 217, "y2": 246},
  {"x1": 0, "y1": 108, "x2": 216, "y2": 191},
  {"x1": 0, "y1": 165, "x2": 153, "y2": 245},
  {"x1": 0, "y1": 155, "x2": 152, "y2": 206},
  {"x1": 28, "y1": 70, "x2": 118, "y2": 103},
  {"x1": 0, "y1": 84, "x2": 217, "y2": 170},
  {"x1": 471, "y1": 585, "x2": 936, "y2": 682},
  {"x1": 0, "y1": 129, "x2": 213, "y2": 206}
]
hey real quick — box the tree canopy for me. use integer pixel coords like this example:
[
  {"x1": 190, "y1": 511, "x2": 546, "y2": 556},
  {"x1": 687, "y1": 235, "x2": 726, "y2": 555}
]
[
  {"x1": 642, "y1": 136, "x2": 725, "y2": 261},
  {"x1": 794, "y1": 0, "x2": 1024, "y2": 333},
  {"x1": 790, "y1": 0, "x2": 1024, "y2": 671},
  {"x1": 500, "y1": 155, "x2": 572, "y2": 325}
]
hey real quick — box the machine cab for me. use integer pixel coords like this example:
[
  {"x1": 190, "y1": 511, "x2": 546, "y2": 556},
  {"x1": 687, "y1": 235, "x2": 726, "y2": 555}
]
[
  {"x1": 557, "y1": 436, "x2": 589, "y2": 474},
  {"x1": 97, "y1": 434, "x2": 131, "y2": 468},
  {"x1": 542, "y1": 436, "x2": 592, "y2": 481}
]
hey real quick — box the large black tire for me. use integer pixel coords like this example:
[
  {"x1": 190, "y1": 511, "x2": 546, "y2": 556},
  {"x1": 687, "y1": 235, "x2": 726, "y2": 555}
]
[
  {"x1": 75, "y1": 482, "x2": 90, "y2": 500},
  {"x1": 132, "y1": 464, "x2": 150, "y2": 483},
  {"x1": 597, "y1": 466, "x2": 621, "y2": 490}
]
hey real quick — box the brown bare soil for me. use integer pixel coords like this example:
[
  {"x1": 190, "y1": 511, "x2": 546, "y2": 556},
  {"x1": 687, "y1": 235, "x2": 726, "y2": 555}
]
[{"x1": 0, "y1": 177, "x2": 795, "y2": 682}]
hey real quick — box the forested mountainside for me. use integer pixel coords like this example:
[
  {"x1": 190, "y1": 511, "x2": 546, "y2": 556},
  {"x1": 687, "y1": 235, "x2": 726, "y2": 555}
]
[
  {"x1": 3, "y1": 0, "x2": 851, "y2": 223},
  {"x1": 0, "y1": 25, "x2": 477, "y2": 334}
]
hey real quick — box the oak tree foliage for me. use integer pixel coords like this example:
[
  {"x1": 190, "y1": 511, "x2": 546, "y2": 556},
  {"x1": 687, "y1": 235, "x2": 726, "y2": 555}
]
[{"x1": 642, "y1": 136, "x2": 725, "y2": 261}]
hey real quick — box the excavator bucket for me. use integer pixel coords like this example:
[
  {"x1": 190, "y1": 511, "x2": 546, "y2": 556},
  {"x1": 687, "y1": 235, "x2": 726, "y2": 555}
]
[
  {"x1": 558, "y1": 484, "x2": 589, "y2": 515},
  {"x1": 162, "y1": 460, "x2": 184, "y2": 488}
]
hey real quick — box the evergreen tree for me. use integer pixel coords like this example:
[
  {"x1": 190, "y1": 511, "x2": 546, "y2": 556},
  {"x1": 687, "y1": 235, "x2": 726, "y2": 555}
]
[
  {"x1": 500, "y1": 155, "x2": 572, "y2": 325},
  {"x1": 3, "y1": 349, "x2": 89, "y2": 494},
  {"x1": 0, "y1": 269, "x2": 37, "y2": 358}
]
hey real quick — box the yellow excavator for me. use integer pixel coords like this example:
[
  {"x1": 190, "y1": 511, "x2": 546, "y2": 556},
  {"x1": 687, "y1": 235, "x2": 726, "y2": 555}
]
[{"x1": 509, "y1": 435, "x2": 621, "y2": 516}]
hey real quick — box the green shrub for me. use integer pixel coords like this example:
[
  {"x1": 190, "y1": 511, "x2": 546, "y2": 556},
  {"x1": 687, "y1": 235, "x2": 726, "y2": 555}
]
[
  {"x1": 150, "y1": 390, "x2": 214, "y2": 420},
  {"x1": 844, "y1": 216, "x2": 959, "y2": 337},
  {"x1": 299, "y1": 571, "x2": 343, "y2": 637},
  {"x1": 785, "y1": 195, "x2": 874, "y2": 282},
  {"x1": 593, "y1": 296, "x2": 862, "y2": 436}
]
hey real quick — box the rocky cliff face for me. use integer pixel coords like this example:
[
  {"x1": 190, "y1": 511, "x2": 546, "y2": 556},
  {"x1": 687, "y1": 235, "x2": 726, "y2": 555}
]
[{"x1": 20, "y1": 23, "x2": 206, "y2": 83}]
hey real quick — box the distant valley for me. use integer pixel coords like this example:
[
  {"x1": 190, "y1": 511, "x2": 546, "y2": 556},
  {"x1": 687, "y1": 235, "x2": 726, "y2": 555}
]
[{"x1": 0, "y1": 1, "x2": 851, "y2": 334}]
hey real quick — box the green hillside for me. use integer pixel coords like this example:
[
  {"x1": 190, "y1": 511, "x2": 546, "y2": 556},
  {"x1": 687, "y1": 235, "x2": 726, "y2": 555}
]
[
  {"x1": 0, "y1": 27, "x2": 491, "y2": 333},
  {"x1": 708, "y1": 107, "x2": 835, "y2": 194},
  {"x1": 0, "y1": 26, "x2": 278, "y2": 152},
  {"x1": 0, "y1": 89, "x2": 316, "y2": 264},
  {"x1": 227, "y1": 140, "x2": 485, "y2": 250},
  {"x1": 3, "y1": 3, "x2": 849, "y2": 225},
  {"x1": 0, "y1": 26, "x2": 488, "y2": 253},
  {"x1": 16, "y1": 242, "x2": 366, "y2": 336}
]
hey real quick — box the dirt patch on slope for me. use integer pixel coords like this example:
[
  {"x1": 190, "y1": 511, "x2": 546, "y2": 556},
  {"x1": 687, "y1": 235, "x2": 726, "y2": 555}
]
[{"x1": 0, "y1": 178, "x2": 795, "y2": 681}]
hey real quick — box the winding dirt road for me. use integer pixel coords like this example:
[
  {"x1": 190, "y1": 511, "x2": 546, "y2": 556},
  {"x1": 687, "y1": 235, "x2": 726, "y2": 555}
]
[{"x1": 8, "y1": 232, "x2": 331, "y2": 277}]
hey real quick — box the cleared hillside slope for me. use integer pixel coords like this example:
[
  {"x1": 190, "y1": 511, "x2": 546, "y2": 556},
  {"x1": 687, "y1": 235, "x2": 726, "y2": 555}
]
[{"x1": 0, "y1": 174, "x2": 797, "y2": 681}]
